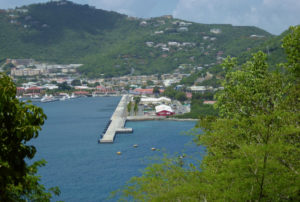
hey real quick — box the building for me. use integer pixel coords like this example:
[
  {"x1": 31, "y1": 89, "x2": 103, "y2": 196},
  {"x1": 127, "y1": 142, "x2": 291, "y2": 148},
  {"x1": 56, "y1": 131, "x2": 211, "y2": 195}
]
[
  {"x1": 6, "y1": 59, "x2": 35, "y2": 67},
  {"x1": 16, "y1": 87, "x2": 25, "y2": 96},
  {"x1": 140, "y1": 97, "x2": 171, "y2": 105},
  {"x1": 130, "y1": 88, "x2": 153, "y2": 95},
  {"x1": 155, "y1": 104, "x2": 174, "y2": 116},
  {"x1": 189, "y1": 86, "x2": 214, "y2": 93},
  {"x1": 25, "y1": 86, "x2": 42, "y2": 95},
  {"x1": 203, "y1": 101, "x2": 216, "y2": 105}
]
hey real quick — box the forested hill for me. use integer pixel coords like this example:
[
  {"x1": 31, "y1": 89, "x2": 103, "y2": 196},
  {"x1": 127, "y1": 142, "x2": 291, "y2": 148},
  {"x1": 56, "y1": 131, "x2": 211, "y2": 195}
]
[
  {"x1": 239, "y1": 29, "x2": 292, "y2": 66},
  {"x1": 0, "y1": 0, "x2": 274, "y2": 77}
]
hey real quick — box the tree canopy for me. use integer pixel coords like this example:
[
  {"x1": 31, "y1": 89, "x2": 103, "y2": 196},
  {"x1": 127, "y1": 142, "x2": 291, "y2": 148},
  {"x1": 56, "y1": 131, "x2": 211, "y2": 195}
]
[
  {"x1": 0, "y1": 73, "x2": 59, "y2": 201},
  {"x1": 117, "y1": 26, "x2": 300, "y2": 201}
]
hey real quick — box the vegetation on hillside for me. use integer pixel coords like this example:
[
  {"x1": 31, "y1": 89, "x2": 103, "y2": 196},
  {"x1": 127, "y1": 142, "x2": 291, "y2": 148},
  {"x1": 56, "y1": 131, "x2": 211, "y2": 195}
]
[
  {"x1": 116, "y1": 26, "x2": 300, "y2": 201},
  {"x1": 0, "y1": 0, "x2": 273, "y2": 77}
]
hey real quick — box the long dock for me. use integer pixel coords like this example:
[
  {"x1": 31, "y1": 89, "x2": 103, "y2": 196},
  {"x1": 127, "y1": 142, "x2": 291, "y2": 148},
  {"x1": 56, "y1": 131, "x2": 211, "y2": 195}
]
[{"x1": 99, "y1": 95, "x2": 133, "y2": 143}]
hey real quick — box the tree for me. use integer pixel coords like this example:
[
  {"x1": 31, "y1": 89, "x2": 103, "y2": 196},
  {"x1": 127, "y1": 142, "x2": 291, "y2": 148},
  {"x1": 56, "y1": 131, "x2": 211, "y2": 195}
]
[
  {"x1": 133, "y1": 96, "x2": 141, "y2": 105},
  {"x1": 134, "y1": 102, "x2": 138, "y2": 116},
  {"x1": 163, "y1": 86, "x2": 176, "y2": 99},
  {"x1": 118, "y1": 26, "x2": 300, "y2": 201},
  {"x1": 175, "y1": 91, "x2": 187, "y2": 102},
  {"x1": 71, "y1": 79, "x2": 81, "y2": 86},
  {"x1": 127, "y1": 101, "x2": 132, "y2": 115},
  {"x1": 58, "y1": 81, "x2": 71, "y2": 91},
  {"x1": 0, "y1": 73, "x2": 60, "y2": 201},
  {"x1": 146, "y1": 80, "x2": 154, "y2": 86},
  {"x1": 153, "y1": 86, "x2": 160, "y2": 95}
]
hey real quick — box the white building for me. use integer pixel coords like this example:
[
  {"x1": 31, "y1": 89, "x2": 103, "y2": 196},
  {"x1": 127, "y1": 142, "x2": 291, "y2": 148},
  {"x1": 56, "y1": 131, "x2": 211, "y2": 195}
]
[{"x1": 140, "y1": 97, "x2": 171, "y2": 105}]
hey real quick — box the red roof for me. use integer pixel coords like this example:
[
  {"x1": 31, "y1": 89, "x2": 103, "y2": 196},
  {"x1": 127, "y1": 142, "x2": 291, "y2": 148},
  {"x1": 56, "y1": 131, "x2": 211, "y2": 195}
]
[
  {"x1": 203, "y1": 101, "x2": 216, "y2": 105},
  {"x1": 186, "y1": 92, "x2": 192, "y2": 99},
  {"x1": 17, "y1": 87, "x2": 25, "y2": 90},
  {"x1": 96, "y1": 85, "x2": 106, "y2": 90},
  {"x1": 74, "y1": 91, "x2": 89, "y2": 95},
  {"x1": 134, "y1": 88, "x2": 153, "y2": 94},
  {"x1": 27, "y1": 86, "x2": 41, "y2": 90}
]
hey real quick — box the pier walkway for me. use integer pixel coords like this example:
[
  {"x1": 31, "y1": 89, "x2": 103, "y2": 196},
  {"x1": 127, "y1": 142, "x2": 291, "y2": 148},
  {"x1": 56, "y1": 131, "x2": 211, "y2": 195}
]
[{"x1": 99, "y1": 95, "x2": 132, "y2": 143}]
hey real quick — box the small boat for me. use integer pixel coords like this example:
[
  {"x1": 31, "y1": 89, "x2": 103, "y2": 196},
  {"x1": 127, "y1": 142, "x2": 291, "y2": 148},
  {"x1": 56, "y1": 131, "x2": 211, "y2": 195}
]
[
  {"x1": 41, "y1": 94, "x2": 58, "y2": 103},
  {"x1": 70, "y1": 93, "x2": 77, "y2": 99},
  {"x1": 133, "y1": 144, "x2": 138, "y2": 148},
  {"x1": 59, "y1": 94, "x2": 70, "y2": 101},
  {"x1": 31, "y1": 94, "x2": 41, "y2": 102},
  {"x1": 151, "y1": 148, "x2": 156, "y2": 151},
  {"x1": 117, "y1": 151, "x2": 122, "y2": 155}
]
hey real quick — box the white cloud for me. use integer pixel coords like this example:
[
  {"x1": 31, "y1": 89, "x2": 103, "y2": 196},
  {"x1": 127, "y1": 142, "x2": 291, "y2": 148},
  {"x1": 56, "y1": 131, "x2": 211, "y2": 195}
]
[{"x1": 172, "y1": 0, "x2": 300, "y2": 34}]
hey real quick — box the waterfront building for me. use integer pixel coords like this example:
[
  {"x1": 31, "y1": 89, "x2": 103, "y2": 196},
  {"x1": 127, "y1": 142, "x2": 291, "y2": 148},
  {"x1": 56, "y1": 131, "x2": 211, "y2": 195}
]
[
  {"x1": 140, "y1": 97, "x2": 171, "y2": 105},
  {"x1": 155, "y1": 104, "x2": 174, "y2": 116}
]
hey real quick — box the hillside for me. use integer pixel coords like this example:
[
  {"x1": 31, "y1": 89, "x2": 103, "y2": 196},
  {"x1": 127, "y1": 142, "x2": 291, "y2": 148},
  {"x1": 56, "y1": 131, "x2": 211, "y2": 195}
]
[
  {"x1": 0, "y1": 0, "x2": 274, "y2": 77},
  {"x1": 238, "y1": 29, "x2": 291, "y2": 66}
]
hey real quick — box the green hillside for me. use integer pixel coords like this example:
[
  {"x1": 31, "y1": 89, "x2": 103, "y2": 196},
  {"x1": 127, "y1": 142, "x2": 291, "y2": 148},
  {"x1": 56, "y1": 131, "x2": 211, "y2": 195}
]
[
  {"x1": 0, "y1": 0, "x2": 273, "y2": 77},
  {"x1": 238, "y1": 30, "x2": 290, "y2": 66}
]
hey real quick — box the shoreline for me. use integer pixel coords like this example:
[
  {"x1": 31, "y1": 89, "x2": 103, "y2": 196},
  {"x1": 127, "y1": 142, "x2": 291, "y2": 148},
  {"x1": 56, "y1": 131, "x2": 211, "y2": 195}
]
[{"x1": 126, "y1": 116, "x2": 197, "y2": 122}]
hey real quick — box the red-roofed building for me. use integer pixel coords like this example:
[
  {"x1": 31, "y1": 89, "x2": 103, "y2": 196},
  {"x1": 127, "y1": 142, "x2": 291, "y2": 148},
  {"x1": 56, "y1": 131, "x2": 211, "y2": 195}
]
[
  {"x1": 186, "y1": 92, "x2": 192, "y2": 99},
  {"x1": 132, "y1": 88, "x2": 153, "y2": 95},
  {"x1": 26, "y1": 86, "x2": 42, "y2": 94},
  {"x1": 74, "y1": 91, "x2": 89, "y2": 95},
  {"x1": 155, "y1": 104, "x2": 175, "y2": 116},
  {"x1": 203, "y1": 101, "x2": 216, "y2": 105},
  {"x1": 95, "y1": 85, "x2": 115, "y2": 94},
  {"x1": 16, "y1": 87, "x2": 25, "y2": 95}
]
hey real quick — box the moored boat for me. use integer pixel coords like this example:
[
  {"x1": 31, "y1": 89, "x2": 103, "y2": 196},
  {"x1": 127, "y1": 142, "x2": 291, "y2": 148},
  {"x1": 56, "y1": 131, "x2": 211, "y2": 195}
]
[{"x1": 41, "y1": 94, "x2": 58, "y2": 103}]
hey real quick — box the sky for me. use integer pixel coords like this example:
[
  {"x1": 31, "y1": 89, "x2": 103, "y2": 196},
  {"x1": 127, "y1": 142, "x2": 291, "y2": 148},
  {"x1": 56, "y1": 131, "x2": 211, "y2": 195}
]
[{"x1": 0, "y1": 0, "x2": 299, "y2": 35}]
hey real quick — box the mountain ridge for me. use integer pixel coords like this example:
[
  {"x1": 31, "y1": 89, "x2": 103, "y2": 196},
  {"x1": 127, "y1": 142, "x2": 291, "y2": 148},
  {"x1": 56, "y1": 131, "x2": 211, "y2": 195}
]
[{"x1": 0, "y1": 0, "x2": 275, "y2": 77}]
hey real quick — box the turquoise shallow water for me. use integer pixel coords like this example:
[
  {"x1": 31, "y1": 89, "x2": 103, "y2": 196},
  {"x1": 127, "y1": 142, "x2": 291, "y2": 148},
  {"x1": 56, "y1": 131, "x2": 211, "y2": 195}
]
[{"x1": 31, "y1": 97, "x2": 203, "y2": 201}]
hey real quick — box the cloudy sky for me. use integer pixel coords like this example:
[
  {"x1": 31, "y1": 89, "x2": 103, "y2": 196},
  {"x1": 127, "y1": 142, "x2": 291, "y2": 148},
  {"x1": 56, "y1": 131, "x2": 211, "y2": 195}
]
[{"x1": 0, "y1": 0, "x2": 299, "y2": 35}]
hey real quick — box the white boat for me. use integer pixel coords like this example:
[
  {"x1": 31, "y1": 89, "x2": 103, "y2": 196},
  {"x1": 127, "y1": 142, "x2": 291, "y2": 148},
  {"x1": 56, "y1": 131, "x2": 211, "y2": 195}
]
[
  {"x1": 31, "y1": 94, "x2": 41, "y2": 102},
  {"x1": 70, "y1": 93, "x2": 77, "y2": 99},
  {"x1": 41, "y1": 94, "x2": 58, "y2": 103},
  {"x1": 59, "y1": 94, "x2": 70, "y2": 101}
]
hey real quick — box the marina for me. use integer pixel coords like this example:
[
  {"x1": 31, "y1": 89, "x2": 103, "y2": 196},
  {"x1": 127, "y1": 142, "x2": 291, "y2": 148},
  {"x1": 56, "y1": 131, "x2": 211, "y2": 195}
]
[{"x1": 29, "y1": 96, "x2": 199, "y2": 201}]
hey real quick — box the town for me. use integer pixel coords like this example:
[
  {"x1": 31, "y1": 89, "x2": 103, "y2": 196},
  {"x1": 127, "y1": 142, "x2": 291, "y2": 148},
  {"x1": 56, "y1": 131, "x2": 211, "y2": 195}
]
[{"x1": 1, "y1": 58, "x2": 219, "y2": 118}]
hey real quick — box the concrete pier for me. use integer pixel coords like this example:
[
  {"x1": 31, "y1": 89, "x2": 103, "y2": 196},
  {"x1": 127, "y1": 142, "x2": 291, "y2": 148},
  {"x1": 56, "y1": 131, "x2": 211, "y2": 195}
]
[{"x1": 99, "y1": 95, "x2": 132, "y2": 143}]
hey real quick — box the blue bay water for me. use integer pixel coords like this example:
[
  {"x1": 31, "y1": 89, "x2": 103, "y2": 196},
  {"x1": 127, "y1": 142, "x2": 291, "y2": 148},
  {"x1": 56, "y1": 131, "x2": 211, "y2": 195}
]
[{"x1": 31, "y1": 97, "x2": 203, "y2": 201}]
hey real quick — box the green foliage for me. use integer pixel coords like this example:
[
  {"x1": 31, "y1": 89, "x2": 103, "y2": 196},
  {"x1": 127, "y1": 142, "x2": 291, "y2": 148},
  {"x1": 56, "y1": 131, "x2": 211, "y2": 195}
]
[
  {"x1": 163, "y1": 86, "x2": 177, "y2": 99},
  {"x1": 71, "y1": 79, "x2": 81, "y2": 86},
  {"x1": 58, "y1": 81, "x2": 72, "y2": 91},
  {"x1": 134, "y1": 102, "x2": 138, "y2": 115},
  {"x1": 175, "y1": 91, "x2": 187, "y2": 102},
  {"x1": 118, "y1": 26, "x2": 300, "y2": 201},
  {"x1": 114, "y1": 156, "x2": 204, "y2": 202},
  {"x1": 0, "y1": 73, "x2": 59, "y2": 201},
  {"x1": 127, "y1": 101, "x2": 132, "y2": 114},
  {"x1": 146, "y1": 80, "x2": 154, "y2": 86},
  {"x1": 153, "y1": 86, "x2": 160, "y2": 94},
  {"x1": 177, "y1": 92, "x2": 218, "y2": 119},
  {"x1": 133, "y1": 96, "x2": 141, "y2": 104}
]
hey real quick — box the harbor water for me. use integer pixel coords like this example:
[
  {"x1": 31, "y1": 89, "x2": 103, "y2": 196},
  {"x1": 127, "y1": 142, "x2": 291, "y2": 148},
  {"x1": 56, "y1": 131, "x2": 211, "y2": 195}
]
[{"x1": 31, "y1": 97, "x2": 203, "y2": 201}]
